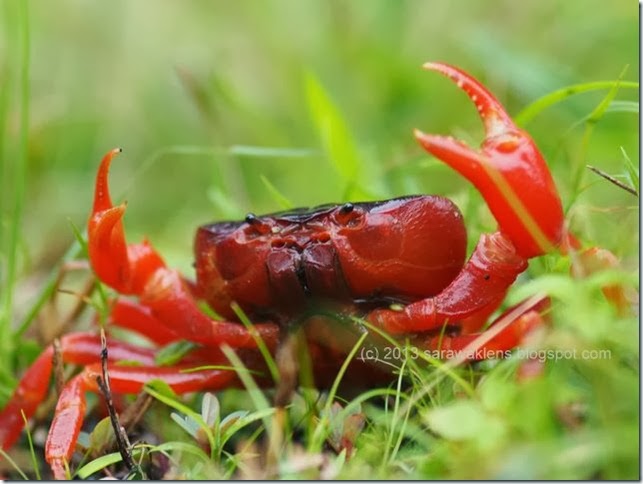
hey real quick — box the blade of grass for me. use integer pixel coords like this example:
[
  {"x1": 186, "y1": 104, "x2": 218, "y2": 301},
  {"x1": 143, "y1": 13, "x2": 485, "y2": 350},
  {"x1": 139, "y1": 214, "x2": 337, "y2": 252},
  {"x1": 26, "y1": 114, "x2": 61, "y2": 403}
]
[
  {"x1": 75, "y1": 447, "x2": 145, "y2": 480},
  {"x1": 0, "y1": 0, "x2": 29, "y2": 380},
  {"x1": 144, "y1": 383, "x2": 216, "y2": 456},
  {"x1": 21, "y1": 409, "x2": 41, "y2": 480},
  {"x1": 310, "y1": 331, "x2": 368, "y2": 451},
  {"x1": 0, "y1": 448, "x2": 29, "y2": 480},
  {"x1": 260, "y1": 175, "x2": 294, "y2": 210},
  {"x1": 605, "y1": 100, "x2": 639, "y2": 114},
  {"x1": 229, "y1": 145, "x2": 316, "y2": 158},
  {"x1": 304, "y1": 70, "x2": 362, "y2": 197},
  {"x1": 620, "y1": 147, "x2": 639, "y2": 195},
  {"x1": 514, "y1": 79, "x2": 638, "y2": 126},
  {"x1": 14, "y1": 239, "x2": 84, "y2": 337},
  {"x1": 569, "y1": 67, "x2": 629, "y2": 203},
  {"x1": 355, "y1": 316, "x2": 476, "y2": 398},
  {"x1": 0, "y1": 4, "x2": 11, "y2": 282},
  {"x1": 383, "y1": 357, "x2": 407, "y2": 465},
  {"x1": 220, "y1": 345, "x2": 274, "y2": 434},
  {"x1": 231, "y1": 302, "x2": 279, "y2": 384}
]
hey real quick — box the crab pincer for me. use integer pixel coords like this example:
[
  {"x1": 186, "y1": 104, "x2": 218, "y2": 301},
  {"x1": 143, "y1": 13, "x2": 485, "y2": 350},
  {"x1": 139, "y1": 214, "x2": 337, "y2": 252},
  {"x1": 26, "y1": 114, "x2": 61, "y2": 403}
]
[
  {"x1": 368, "y1": 62, "x2": 566, "y2": 348},
  {"x1": 88, "y1": 149, "x2": 280, "y2": 349},
  {"x1": 414, "y1": 62, "x2": 564, "y2": 258}
]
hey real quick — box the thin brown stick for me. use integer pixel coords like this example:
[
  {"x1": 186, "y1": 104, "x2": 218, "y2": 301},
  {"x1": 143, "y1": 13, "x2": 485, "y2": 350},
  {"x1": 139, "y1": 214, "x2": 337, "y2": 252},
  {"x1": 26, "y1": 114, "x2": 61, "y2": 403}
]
[
  {"x1": 587, "y1": 165, "x2": 638, "y2": 196},
  {"x1": 95, "y1": 328, "x2": 136, "y2": 473}
]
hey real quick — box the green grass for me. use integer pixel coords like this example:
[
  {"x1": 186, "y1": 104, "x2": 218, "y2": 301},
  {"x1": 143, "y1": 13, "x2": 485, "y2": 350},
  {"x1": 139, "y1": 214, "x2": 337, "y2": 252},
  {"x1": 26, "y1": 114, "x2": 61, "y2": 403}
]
[{"x1": 0, "y1": 0, "x2": 639, "y2": 480}]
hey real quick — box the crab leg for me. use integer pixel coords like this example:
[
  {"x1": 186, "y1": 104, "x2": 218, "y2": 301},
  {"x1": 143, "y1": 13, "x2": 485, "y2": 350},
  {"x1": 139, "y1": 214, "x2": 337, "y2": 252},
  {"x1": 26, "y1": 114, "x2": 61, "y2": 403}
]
[
  {"x1": 0, "y1": 330, "x2": 235, "y2": 479},
  {"x1": 368, "y1": 231, "x2": 527, "y2": 333},
  {"x1": 571, "y1": 246, "x2": 630, "y2": 313},
  {"x1": 423, "y1": 295, "x2": 549, "y2": 359},
  {"x1": 45, "y1": 363, "x2": 235, "y2": 479},
  {"x1": 415, "y1": 62, "x2": 564, "y2": 259},
  {"x1": 107, "y1": 298, "x2": 237, "y2": 365},
  {"x1": 0, "y1": 333, "x2": 157, "y2": 452},
  {"x1": 108, "y1": 298, "x2": 183, "y2": 345},
  {"x1": 89, "y1": 149, "x2": 279, "y2": 349}
]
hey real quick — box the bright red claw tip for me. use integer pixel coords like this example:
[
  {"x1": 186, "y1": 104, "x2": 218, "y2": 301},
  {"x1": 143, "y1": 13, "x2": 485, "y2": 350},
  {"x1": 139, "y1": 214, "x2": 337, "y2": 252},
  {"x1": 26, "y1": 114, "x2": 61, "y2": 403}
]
[
  {"x1": 92, "y1": 148, "x2": 122, "y2": 214},
  {"x1": 417, "y1": 62, "x2": 564, "y2": 259},
  {"x1": 422, "y1": 62, "x2": 518, "y2": 137},
  {"x1": 88, "y1": 149, "x2": 133, "y2": 293}
]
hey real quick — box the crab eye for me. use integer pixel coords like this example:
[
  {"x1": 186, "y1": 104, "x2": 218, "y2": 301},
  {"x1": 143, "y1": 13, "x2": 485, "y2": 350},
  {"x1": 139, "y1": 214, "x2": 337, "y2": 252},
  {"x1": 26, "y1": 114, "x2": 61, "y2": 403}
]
[
  {"x1": 340, "y1": 202, "x2": 354, "y2": 214},
  {"x1": 334, "y1": 203, "x2": 362, "y2": 227},
  {"x1": 244, "y1": 213, "x2": 272, "y2": 236}
]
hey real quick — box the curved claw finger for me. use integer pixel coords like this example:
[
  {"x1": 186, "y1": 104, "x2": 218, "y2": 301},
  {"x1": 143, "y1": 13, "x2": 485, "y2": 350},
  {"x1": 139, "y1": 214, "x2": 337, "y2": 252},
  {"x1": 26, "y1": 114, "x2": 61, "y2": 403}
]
[
  {"x1": 92, "y1": 148, "x2": 122, "y2": 213},
  {"x1": 414, "y1": 131, "x2": 485, "y2": 182},
  {"x1": 88, "y1": 149, "x2": 133, "y2": 293},
  {"x1": 423, "y1": 62, "x2": 517, "y2": 136},
  {"x1": 417, "y1": 62, "x2": 564, "y2": 259}
]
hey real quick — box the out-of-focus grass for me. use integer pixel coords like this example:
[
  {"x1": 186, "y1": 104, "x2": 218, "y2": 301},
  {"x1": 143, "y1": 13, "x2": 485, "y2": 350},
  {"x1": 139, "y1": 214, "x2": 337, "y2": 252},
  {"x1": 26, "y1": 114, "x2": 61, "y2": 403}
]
[{"x1": 0, "y1": 0, "x2": 639, "y2": 480}]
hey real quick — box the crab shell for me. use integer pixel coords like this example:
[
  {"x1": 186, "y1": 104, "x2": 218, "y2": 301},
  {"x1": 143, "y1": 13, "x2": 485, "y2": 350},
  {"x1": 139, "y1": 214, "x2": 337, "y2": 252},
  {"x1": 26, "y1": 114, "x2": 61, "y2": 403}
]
[{"x1": 194, "y1": 196, "x2": 467, "y2": 320}]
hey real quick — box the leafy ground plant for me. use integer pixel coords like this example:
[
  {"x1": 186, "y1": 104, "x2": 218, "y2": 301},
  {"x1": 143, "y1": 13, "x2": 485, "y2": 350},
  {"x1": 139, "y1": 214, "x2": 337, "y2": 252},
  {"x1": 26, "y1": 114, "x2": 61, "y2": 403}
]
[{"x1": 0, "y1": 1, "x2": 638, "y2": 480}]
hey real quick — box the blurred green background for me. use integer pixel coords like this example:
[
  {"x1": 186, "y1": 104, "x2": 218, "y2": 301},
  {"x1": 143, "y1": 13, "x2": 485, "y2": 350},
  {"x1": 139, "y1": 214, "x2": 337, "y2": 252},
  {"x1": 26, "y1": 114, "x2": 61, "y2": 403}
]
[{"x1": 1, "y1": 0, "x2": 637, "y2": 282}]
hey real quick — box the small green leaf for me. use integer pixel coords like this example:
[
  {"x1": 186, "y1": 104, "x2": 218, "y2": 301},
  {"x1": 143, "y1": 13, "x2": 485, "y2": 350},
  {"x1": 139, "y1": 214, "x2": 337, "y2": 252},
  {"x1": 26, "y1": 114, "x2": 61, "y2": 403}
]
[
  {"x1": 219, "y1": 409, "x2": 249, "y2": 435},
  {"x1": 145, "y1": 379, "x2": 178, "y2": 399},
  {"x1": 76, "y1": 451, "x2": 124, "y2": 479},
  {"x1": 219, "y1": 408, "x2": 275, "y2": 447},
  {"x1": 151, "y1": 440, "x2": 212, "y2": 461},
  {"x1": 87, "y1": 416, "x2": 115, "y2": 453},
  {"x1": 155, "y1": 340, "x2": 199, "y2": 366},
  {"x1": 171, "y1": 412, "x2": 201, "y2": 439},
  {"x1": 606, "y1": 100, "x2": 639, "y2": 114},
  {"x1": 201, "y1": 392, "x2": 220, "y2": 427},
  {"x1": 514, "y1": 79, "x2": 639, "y2": 126},
  {"x1": 332, "y1": 448, "x2": 347, "y2": 477},
  {"x1": 423, "y1": 400, "x2": 506, "y2": 449},
  {"x1": 146, "y1": 382, "x2": 216, "y2": 453}
]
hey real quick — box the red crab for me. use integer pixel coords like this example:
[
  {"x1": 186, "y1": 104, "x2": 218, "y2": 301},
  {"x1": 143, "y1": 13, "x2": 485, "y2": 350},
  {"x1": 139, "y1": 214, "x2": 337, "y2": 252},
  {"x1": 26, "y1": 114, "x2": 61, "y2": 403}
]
[{"x1": 0, "y1": 63, "x2": 621, "y2": 479}]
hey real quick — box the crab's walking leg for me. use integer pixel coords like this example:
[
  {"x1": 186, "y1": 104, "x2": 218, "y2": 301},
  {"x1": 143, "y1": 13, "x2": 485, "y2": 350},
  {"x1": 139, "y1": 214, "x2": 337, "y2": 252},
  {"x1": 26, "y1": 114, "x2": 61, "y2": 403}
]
[
  {"x1": 368, "y1": 231, "x2": 527, "y2": 333},
  {"x1": 89, "y1": 149, "x2": 279, "y2": 349},
  {"x1": 0, "y1": 349, "x2": 54, "y2": 452},
  {"x1": 108, "y1": 298, "x2": 184, "y2": 345},
  {"x1": 45, "y1": 363, "x2": 235, "y2": 479},
  {"x1": 0, "y1": 333, "x2": 157, "y2": 452},
  {"x1": 423, "y1": 295, "x2": 549, "y2": 359},
  {"x1": 572, "y1": 246, "x2": 630, "y2": 313},
  {"x1": 107, "y1": 298, "x2": 234, "y2": 364}
]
